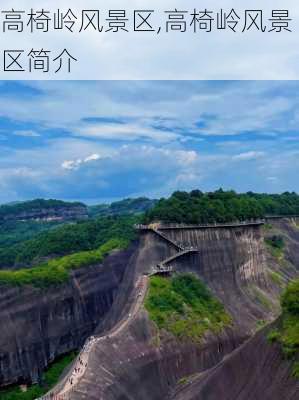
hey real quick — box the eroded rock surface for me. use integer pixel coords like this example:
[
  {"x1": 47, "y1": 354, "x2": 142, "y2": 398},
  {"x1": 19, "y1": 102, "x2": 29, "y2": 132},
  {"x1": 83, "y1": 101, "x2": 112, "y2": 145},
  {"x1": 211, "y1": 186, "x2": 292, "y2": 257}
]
[
  {"x1": 2, "y1": 220, "x2": 299, "y2": 399},
  {"x1": 171, "y1": 323, "x2": 299, "y2": 400},
  {"x1": 0, "y1": 245, "x2": 136, "y2": 386},
  {"x1": 56, "y1": 221, "x2": 299, "y2": 400}
]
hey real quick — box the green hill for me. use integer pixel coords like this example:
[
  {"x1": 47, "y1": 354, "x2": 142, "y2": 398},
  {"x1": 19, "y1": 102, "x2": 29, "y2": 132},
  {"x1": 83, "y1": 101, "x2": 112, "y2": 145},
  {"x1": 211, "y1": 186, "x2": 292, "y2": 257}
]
[
  {"x1": 88, "y1": 197, "x2": 157, "y2": 218},
  {"x1": 144, "y1": 190, "x2": 299, "y2": 224},
  {"x1": 0, "y1": 215, "x2": 138, "y2": 269}
]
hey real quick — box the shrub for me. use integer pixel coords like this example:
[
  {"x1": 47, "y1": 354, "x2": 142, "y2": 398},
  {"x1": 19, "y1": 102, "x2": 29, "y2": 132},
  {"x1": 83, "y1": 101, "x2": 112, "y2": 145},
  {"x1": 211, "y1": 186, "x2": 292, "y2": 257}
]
[
  {"x1": 268, "y1": 279, "x2": 299, "y2": 378},
  {"x1": 145, "y1": 274, "x2": 231, "y2": 342},
  {"x1": 0, "y1": 352, "x2": 77, "y2": 400},
  {"x1": 0, "y1": 238, "x2": 128, "y2": 288},
  {"x1": 144, "y1": 190, "x2": 299, "y2": 224},
  {"x1": 282, "y1": 279, "x2": 299, "y2": 316}
]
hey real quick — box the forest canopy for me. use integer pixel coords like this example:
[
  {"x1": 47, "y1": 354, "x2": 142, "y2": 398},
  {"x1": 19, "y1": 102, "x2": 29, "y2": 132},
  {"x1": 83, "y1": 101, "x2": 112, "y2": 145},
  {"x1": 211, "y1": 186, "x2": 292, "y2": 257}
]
[{"x1": 144, "y1": 189, "x2": 299, "y2": 224}]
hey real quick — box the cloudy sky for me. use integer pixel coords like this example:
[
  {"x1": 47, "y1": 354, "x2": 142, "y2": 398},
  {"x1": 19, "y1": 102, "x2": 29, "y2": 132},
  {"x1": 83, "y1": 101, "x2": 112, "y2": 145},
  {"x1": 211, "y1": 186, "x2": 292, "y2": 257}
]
[{"x1": 0, "y1": 80, "x2": 298, "y2": 204}]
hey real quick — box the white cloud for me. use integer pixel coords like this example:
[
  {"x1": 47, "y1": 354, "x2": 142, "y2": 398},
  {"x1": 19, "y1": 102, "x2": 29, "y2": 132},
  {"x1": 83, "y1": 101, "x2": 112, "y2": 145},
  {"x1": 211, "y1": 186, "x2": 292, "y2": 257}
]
[
  {"x1": 232, "y1": 151, "x2": 265, "y2": 161},
  {"x1": 62, "y1": 153, "x2": 102, "y2": 170},
  {"x1": 13, "y1": 130, "x2": 40, "y2": 137},
  {"x1": 0, "y1": 81, "x2": 298, "y2": 143},
  {"x1": 0, "y1": 81, "x2": 299, "y2": 203},
  {"x1": 74, "y1": 122, "x2": 178, "y2": 142}
]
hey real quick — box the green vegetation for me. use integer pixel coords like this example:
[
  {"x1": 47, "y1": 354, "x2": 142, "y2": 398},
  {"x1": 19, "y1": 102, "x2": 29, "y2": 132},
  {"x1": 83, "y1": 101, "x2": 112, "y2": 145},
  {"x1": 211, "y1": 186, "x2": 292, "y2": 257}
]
[
  {"x1": 267, "y1": 279, "x2": 299, "y2": 378},
  {"x1": 263, "y1": 223, "x2": 273, "y2": 231},
  {"x1": 0, "y1": 352, "x2": 77, "y2": 400},
  {"x1": 265, "y1": 235, "x2": 285, "y2": 261},
  {"x1": 0, "y1": 220, "x2": 62, "y2": 249},
  {"x1": 0, "y1": 238, "x2": 128, "y2": 288},
  {"x1": 0, "y1": 199, "x2": 85, "y2": 220},
  {"x1": 145, "y1": 274, "x2": 231, "y2": 342},
  {"x1": 0, "y1": 215, "x2": 138, "y2": 268},
  {"x1": 144, "y1": 189, "x2": 299, "y2": 224},
  {"x1": 251, "y1": 287, "x2": 272, "y2": 311},
  {"x1": 269, "y1": 271, "x2": 283, "y2": 287},
  {"x1": 293, "y1": 362, "x2": 299, "y2": 379},
  {"x1": 88, "y1": 197, "x2": 156, "y2": 218},
  {"x1": 256, "y1": 319, "x2": 267, "y2": 330}
]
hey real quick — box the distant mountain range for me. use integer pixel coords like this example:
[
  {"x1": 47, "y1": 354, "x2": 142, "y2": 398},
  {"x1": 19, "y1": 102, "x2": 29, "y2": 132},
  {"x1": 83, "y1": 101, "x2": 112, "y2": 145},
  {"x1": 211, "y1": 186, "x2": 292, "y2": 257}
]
[
  {"x1": 88, "y1": 197, "x2": 157, "y2": 218},
  {"x1": 0, "y1": 197, "x2": 157, "y2": 223},
  {"x1": 0, "y1": 199, "x2": 88, "y2": 223}
]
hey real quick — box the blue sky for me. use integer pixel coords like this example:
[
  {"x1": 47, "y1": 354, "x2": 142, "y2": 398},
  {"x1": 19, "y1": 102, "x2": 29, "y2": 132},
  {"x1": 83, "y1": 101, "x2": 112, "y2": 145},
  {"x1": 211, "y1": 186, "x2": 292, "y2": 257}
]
[{"x1": 0, "y1": 80, "x2": 299, "y2": 204}]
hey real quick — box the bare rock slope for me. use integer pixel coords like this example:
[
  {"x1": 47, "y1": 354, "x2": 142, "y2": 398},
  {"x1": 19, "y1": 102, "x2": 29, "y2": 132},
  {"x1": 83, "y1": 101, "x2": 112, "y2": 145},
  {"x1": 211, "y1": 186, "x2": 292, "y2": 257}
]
[
  {"x1": 50, "y1": 220, "x2": 299, "y2": 400},
  {"x1": 0, "y1": 245, "x2": 136, "y2": 386}
]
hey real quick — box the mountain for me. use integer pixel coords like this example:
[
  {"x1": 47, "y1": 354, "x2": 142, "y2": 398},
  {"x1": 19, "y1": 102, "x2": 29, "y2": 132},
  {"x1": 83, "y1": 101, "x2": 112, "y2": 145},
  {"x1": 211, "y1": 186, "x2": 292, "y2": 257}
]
[
  {"x1": 0, "y1": 199, "x2": 88, "y2": 223},
  {"x1": 88, "y1": 197, "x2": 157, "y2": 218},
  {"x1": 144, "y1": 189, "x2": 299, "y2": 223}
]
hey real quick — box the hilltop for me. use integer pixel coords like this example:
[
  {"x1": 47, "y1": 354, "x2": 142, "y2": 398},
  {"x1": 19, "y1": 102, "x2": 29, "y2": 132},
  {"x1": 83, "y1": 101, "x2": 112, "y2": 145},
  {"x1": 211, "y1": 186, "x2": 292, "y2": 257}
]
[
  {"x1": 88, "y1": 197, "x2": 157, "y2": 218},
  {"x1": 0, "y1": 199, "x2": 88, "y2": 223}
]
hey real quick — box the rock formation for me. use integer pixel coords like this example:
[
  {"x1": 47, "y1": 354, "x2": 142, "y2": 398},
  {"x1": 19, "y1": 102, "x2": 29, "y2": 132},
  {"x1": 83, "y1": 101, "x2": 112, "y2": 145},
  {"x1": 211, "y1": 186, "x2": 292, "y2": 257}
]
[
  {"x1": 43, "y1": 219, "x2": 298, "y2": 399},
  {"x1": 1, "y1": 219, "x2": 298, "y2": 399},
  {"x1": 0, "y1": 245, "x2": 136, "y2": 387}
]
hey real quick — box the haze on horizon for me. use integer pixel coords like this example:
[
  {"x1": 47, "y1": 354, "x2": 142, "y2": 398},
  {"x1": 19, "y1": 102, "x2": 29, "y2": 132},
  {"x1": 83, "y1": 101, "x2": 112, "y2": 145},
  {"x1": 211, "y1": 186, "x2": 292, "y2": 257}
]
[{"x1": 0, "y1": 80, "x2": 299, "y2": 204}]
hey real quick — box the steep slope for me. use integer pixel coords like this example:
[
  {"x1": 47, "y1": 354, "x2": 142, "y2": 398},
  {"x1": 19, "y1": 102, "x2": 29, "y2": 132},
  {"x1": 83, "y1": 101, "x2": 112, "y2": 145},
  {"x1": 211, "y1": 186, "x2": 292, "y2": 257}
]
[
  {"x1": 171, "y1": 323, "x2": 299, "y2": 400},
  {"x1": 0, "y1": 244, "x2": 136, "y2": 387},
  {"x1": 44, "y1": 220, "x2": 299, "y2": 400}
]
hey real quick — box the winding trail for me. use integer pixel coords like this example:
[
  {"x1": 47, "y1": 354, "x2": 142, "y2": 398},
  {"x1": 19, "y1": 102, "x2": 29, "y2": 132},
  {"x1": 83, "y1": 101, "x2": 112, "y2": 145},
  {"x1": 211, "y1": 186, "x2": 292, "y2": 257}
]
[
  {"x1": 40, "y1": 228, "x2": 198, "y2": 399},
  {"x1": 39, "y1": 275, "x2": 148, "y2": 400}
]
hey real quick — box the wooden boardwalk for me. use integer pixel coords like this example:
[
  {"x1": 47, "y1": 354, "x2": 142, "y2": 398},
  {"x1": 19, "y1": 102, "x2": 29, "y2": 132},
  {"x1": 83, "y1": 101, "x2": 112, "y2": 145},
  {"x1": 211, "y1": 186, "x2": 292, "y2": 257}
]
[{"x1": 135, "y1": 220, "x2": 265, "y2": 232}]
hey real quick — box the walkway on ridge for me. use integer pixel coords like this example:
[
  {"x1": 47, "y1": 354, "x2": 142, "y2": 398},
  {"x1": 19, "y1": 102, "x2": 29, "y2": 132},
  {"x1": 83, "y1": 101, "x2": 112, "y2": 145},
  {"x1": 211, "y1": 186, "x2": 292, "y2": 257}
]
[
  {"x1": 146, "y1": 226, "x2": 200, "y2": 276},
  {"x1": 151, "y1": 227, "x2": 183, "y2": 250},
  {"x1": 136, "y1": 220, "x2": 265, "y2": 232},
  {"x1": 158, "y1": 248, "x2": 198, "y2": 268},
  {"x1": 38, "y1": 276, "x2": 148, "y2": 400}
]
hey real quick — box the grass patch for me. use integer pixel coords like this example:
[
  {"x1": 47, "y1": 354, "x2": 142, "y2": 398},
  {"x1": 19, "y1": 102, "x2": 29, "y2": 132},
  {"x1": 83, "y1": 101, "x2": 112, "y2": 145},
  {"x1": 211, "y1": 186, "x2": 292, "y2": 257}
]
[
  {"x1": 269, "y1": 270, "x2": 283, "y2": 287},
  {"x1": 0, "y1": 351, "x2": 77, "y2": 400},
  {"x1": 252, "y1": 287, "x2": 272, "y2": 310},
  {"x1": 0, "y1": 238, "x2": 128, "y2": 288},
  {"x1": 263, "y1": 223, "x2": 273, "y2": 231},
  {"x1": 267, "y1": 329, "x2": 280, "y2": 343},
  {"x1": 256, "y1": 319, "x2": 267, "y2": 330},
  {"x1": 145, "y1": 273, "x2": 231, "y2": 343},
  {"x1": 177, "y1": 377, "x2": 189, "y2": 385},
  {"x1": 268, "y1": 279, "x2": 299, "y2": 378},
  {"x1": 293, "y1": 362, "x2": 299, "y2": 379},
  {"x1": 265, "y1": 235, "x2": 285, "y2": 261}
]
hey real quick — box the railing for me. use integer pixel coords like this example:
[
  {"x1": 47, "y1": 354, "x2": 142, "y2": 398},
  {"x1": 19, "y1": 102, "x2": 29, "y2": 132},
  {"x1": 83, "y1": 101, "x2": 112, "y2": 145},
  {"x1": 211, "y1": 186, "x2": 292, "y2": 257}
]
[
  {"x1": 151, "y1": 227, "x2": 183, "y2": 250},
  {"x1": 135, "y1": 219, "x2": 265, "y2": 231},
  {"x1": 150, "y1": 265, "x2": 174, "y2": 276},
  {"x1": 265, "y1": 215, "x2": 299, "y2": 219},
  {"x1": 38, "y1": 277, "x2": 148, "y2": 400},
  {"x1": 158, "y1": 248, "x2": 198, "y2": 269},
  {"x1": 38, "y1": 336, "x2": 96, "y2": 400}
]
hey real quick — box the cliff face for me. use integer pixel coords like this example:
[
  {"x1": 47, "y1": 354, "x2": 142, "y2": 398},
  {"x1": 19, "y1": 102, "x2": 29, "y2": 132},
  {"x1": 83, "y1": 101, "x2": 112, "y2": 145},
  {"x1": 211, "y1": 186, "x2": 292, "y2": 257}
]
[
  {"x1": 1, "y1": 204, "x2": 88, "y2": 222},
  {"x1": 2, "y1": 220, "x2": 299, "y2": 399},
  {"x1": 0, "y1": 245, "x2": 136, "y2": 387},
  {"x1": 157, "y1": 225, "x2": 280, "y2": 333},
  {"x1": 66, "y1": 222, "x2": 298, "y2": 400},
  {"x1": 171, "y1": 323, "x2": 299, "y2": 400}
]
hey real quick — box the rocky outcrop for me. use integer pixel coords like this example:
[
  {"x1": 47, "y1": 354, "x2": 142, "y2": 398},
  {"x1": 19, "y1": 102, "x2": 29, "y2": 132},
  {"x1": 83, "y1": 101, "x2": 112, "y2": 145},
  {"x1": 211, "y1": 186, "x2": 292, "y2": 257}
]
[
  {"x1": 171, "y1": 323, "x2": 299, "y2": 400},
  {"x1": 2, "y1": 220, "x2": 299, "y2": 399},
  {"x1": 0, "y1": 244, "x2": 136, "y2": 387},
  {"x1": 63, "y1": 222, "x2": 299, "y2": 400},
  {"x1": 70, "y1": 310, "x2": 243, "y2": 400},
  {"x1": 1, "y1": 205, "x2": 88, "y2": 222},
  {"x1": 0, "y1": 200, "x2": 88, "y2": 223}
]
